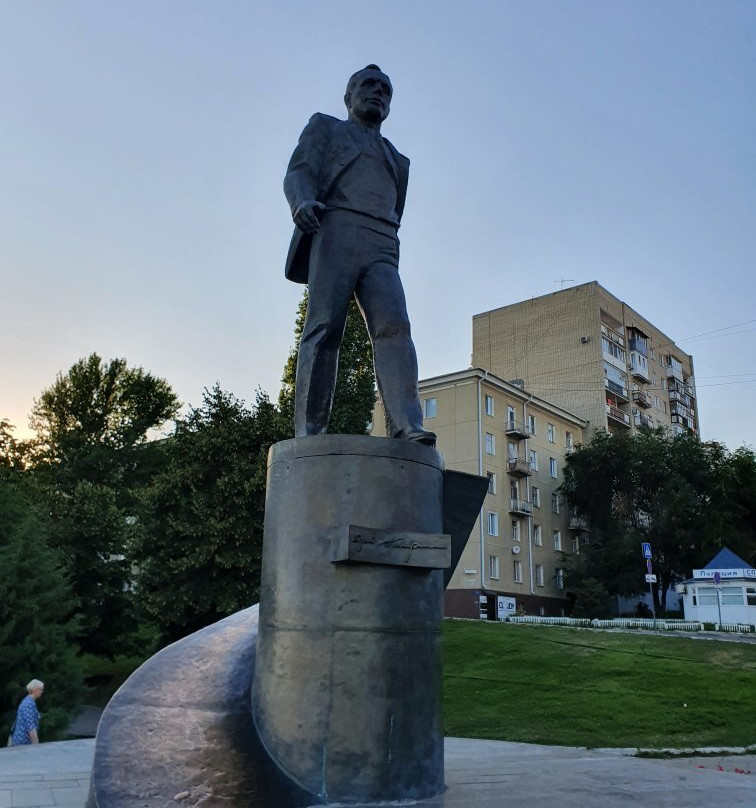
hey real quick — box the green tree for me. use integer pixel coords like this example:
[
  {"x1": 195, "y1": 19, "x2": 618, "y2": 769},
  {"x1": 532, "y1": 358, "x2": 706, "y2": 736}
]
[
  {"x1": 133, "y1": 386, "x2": 287, "y2": 644},
  {"x1": 279, "y1": 291, "x2": 376, "y2": 435},
  {"x1": 718, "y1": 447, "x2": 756, "y2": 565},
  {"x1": 27, "y1": 354, "x2": 179, "y2": 656},
  {"x1": 567, "y1": 577, "x2": 612, "y2": 619},
  {"x1": 0, "y1": 470, "x2": 84, "y2": 740},
  {"x1": 30, "y1": 353, "x2": 179, "y2": 490},
  {"x1": 561, "y1": 428, "x2": 732, "y2": 613}
]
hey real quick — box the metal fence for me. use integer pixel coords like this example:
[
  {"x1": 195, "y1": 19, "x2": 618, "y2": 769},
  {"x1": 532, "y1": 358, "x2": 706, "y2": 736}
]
[{"x1": 503, "y1": 615, "x2": 735, "y2": 632}]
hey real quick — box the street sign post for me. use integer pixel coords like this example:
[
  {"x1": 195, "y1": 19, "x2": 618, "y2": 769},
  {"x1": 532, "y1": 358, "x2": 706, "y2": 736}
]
[
  {"x1": 641, "y1": 542, "x2": 656, "y2": 620},
  {"x1": 713, "y1": 572, "x2": 723, "y2": 626}
]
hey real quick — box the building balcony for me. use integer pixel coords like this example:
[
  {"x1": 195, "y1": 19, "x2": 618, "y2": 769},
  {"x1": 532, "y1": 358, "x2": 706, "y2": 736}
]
[
  {"x1": 601, "y1": 323, "x2": 625, "y2": 348},
  {"x1": 628, "y1": 336, "x2": 648, "y2": 357},
  {"x1": 669, "y1": 390, "x2": 691, "y2": 408},
  {"x1": 504, "y1": 419, "x2": 533, "y2": 439},
  {"x1": 671, "y1": 413, "x2": 693, "y2": 430},
  {"x1": 569, "y1": 514, "x2": 590, "y2": 531},
  {"x1": 666, "y1": 363, "x2": 684, "y2": 383},
  {"x1": 506, "y1": 457, "x2": 532, "y2": 476},
  {"x1": 634, "y1": 412, "x2": 653, "y2": 429},
  {"x1": 632, "y1": 389, "x2": 651, "y2": 409},
  {"x1": 606, "y1": 403, "x2": 631, "y2": 427},
  {"x1": 630, "y1": 366, "x2": 651, "y2": 384},
  {"x1": 509, "y1": 498, "x2": 533, "y2": 516},
  {"x1": 604, "y1": 378, "x2": 629, "y2": 401}
]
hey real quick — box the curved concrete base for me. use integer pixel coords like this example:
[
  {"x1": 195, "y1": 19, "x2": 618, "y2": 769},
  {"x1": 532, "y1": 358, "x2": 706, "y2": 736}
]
[{"x1": 87, "y1": 605, "x2": 312, "y2": 808}]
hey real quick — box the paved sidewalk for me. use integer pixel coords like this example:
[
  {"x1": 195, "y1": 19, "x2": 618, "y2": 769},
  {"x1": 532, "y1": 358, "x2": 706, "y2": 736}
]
[
  {"x1": 0, "y1": 740, "x2": 93, "y2": 808},
  {"x1": 1, "y1": 737, "x2": 754, "y2": 808}
]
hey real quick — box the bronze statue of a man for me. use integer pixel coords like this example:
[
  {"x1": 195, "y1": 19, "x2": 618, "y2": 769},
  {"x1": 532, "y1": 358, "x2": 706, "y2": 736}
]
[{"x1": 284, "y1": 64, "x2": 435, "y2": 447}]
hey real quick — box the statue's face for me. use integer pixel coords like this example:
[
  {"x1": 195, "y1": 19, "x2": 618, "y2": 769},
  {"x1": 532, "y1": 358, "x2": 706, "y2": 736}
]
[{"x1": 346, "y1": 69, "x2": 392, "y2": 123}]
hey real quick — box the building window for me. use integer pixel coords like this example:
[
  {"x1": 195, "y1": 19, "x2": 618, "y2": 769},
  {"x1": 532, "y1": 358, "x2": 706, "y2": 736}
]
[
  {"x1": 721, "y1": 586, "x2": 744, "y2": 606},
  {"x1": 508, "y1": 441, "x2": 518, "y2": 460},
  {"x1": 604, "y1": 362, "x2": 629, "y2": 397},
  {"x1": 531, "y1": 486, "x2": 540, "y2": 508},
  {"x1": 528, "y1": 414, "x2": 536, "y2": 435},
  {"x1": 513, "y1": 559, "x2": 523, "y2": 583},
  {"x1": 661, "y1": 378, "x2": 666, "y2": 390},
  {"x1": 547, "y1": 423, "x2": 555, "y2": 443},
  {"x1": 649, "y1": 346, "x2": 656, "y2": 360},
  {"x1": 571, "y1": 535, "x2": 579, "y2": 553},
  {"x1": 551, "y1": 492, "x2": 560, "y2": 514},
  {"x1": 556, "y1": 568, "x2": 565, "y2": 590},
  {"x1": 485, "y1": 394, "x2": 495, "y2": 416},
  {"x1": 535, "y1": 564, "x2": 544, "y2": 587},
  {"x1": 565, "y1": 431, "x2": 573, "y2": 449},
  {"x1": 507, "y1": 405, "x2": 516, "y2": 429},
  {"x1": 487, "y1": 511, "x2": 499, "y2": 536},
  {"x1": 533, "y1": 524, "x2": 542, "y2": 546},
  {"x1": 529, "y1": 450, "x2": 538, "y2": 471},
  {"x1": 489, "y1": 555, "x2": 500, "y2": 579},
  {"x1": 553, "y1": 530, "x2": 562, "y2": 551},
  {"x1": 512, "y1": 520, "x2": 520, "y2": 542},
  {"x1": 423, "y1": 398, "x2": 437, "y2": 418},
  {"x1": 510, "y1": 480, "x2": 519, "y2": 500},
  {"x1": 747, "y1": 588, "x2": 756, "y2": 607},
  {"x1": 485, "y1": 432, "x2": 495, "y2": 455},
  {"x1": 487, "y1": 471, "x2": 496, "y2": 495},
  {"x1": 550, "y1": 457, "x2": 558, "y2": 478},
  {"x1": 602, "y1": 337, "x2": 626, "y2": 363}
]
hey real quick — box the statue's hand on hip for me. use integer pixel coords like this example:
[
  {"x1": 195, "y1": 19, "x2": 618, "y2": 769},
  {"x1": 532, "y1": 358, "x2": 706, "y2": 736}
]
[{"x1": 293, "y1": 200, "x2": 326, "y2": 234}]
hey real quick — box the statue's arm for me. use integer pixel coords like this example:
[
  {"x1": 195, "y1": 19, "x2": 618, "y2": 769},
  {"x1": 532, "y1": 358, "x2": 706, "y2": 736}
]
[{"x1": 284, "y1": 114, "x2": 331, "y2": 234}]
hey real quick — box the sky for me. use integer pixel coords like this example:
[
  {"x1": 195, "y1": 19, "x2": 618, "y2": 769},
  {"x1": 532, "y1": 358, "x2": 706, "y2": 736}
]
[{"x1": 2, "y1": 1, "x2": 755, "y2": 448}]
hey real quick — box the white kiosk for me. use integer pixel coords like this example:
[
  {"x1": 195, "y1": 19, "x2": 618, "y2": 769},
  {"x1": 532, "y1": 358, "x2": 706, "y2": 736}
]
[{"x1": 679, "y1": 547, "x2": 756, "y2": 627}]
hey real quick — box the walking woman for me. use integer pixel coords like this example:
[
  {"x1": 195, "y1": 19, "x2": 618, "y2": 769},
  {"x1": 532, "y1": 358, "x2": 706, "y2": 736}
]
[{"x1": 9, "y1": 679, "x2": 44, "y2": 745}]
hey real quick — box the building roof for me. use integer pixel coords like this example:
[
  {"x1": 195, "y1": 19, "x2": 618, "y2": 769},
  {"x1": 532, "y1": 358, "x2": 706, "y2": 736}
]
[
  {"x1": 418, "y1": 367, "x2": 588, "y2": 428},
  {"x1": 704, "y1": 547, "x2": 753, "y2": 571}
]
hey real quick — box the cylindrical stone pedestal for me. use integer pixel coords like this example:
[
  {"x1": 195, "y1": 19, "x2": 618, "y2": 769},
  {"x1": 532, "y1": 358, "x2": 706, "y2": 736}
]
[{"x1": 251, "y1": 435, "x2": 446, "y2": 804}]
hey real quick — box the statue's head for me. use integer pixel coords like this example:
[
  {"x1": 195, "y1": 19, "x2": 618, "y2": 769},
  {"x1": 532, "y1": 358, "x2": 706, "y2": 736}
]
[{"x1": 344, "y1": 64, "x2": 393, "y2": 124}]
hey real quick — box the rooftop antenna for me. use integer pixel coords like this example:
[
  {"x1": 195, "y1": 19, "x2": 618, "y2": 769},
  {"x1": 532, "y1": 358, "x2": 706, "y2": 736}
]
[{"x1": 554, "y1": 277, "x2": 575, "y2": 290}]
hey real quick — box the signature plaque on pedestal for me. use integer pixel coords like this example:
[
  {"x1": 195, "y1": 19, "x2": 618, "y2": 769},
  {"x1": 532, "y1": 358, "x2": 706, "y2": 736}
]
[{"x1": 332, "y1": 524, "x2": 451, "y2": 569}]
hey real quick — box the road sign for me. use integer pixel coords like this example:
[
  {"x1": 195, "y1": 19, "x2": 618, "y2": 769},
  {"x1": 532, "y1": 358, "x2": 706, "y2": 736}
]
[
  {"x1": 646, "y1": 559, "x2": 653, "y2": 574},
  {"x1": 645, "y1": 574, "x2": 657, "y2": 583},
  {"x1": 641, "y1": 542, "x2": 652, "y2": 559}
]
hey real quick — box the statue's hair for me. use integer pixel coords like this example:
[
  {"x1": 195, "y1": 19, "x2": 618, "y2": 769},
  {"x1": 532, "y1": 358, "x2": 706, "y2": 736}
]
[{"x1": 345, "y1": 64, "x2": 392, "y2": 102}]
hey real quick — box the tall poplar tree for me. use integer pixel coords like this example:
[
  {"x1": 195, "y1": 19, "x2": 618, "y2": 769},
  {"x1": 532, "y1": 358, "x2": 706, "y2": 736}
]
[{"x1": 278, "y1": 291, "x2": 377, "y2": 435}]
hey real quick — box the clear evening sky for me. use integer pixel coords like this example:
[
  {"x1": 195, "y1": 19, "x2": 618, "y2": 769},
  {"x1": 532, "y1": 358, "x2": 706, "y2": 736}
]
[{"x1": 2, "y1": 1, "x2": 754, "y2": 447}]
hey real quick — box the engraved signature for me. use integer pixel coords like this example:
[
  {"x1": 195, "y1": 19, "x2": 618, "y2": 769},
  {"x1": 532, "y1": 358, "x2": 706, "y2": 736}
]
[{"x1": 352, "y1": 533, "x2": 443, "y2": 563}]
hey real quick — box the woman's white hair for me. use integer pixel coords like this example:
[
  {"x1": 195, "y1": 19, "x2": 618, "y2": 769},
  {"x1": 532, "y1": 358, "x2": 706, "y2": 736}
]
[{"x1": 26, "y1": 679, "x2": 44, "y2": 692}]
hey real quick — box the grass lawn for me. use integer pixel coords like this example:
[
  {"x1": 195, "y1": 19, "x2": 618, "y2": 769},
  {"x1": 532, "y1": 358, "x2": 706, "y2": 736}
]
[{"x1": 443, "y1": 620, "x2": 756, "y2": 749}]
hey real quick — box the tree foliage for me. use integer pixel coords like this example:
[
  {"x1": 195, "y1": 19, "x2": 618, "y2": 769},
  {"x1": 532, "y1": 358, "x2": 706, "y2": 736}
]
[
  {"x1": 132, "y1": 386, "x2": 287, "y2": 644},
  {"x1": 279, "y1": 290, "x2": 376, "y2": 435},
  {"x1": 0, "y1": 469, "x2": 84, "y2": 740},
  {"x1": 30, "y1": 353, "x2": 179, "y2": 488},
  {"x1": 25, "y1": 354, "x2": 179, "y2": 656},
  {"x1": 560, "y1": 428, "x2": 756, "y2": 613}
]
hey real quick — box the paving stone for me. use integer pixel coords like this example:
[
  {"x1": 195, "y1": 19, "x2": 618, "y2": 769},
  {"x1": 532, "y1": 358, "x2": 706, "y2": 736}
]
[
  {"x1": 51, "y1": 787, "x2": 87, "y2": 807},
  {"x1": 10, "y1": 789, "x2": 54, "y2": 808}
]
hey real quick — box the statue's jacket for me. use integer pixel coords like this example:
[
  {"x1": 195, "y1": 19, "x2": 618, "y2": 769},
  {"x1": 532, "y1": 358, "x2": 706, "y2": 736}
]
[{"x1": 283, "y1": 113, "x2": 410, "y2": 284}]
